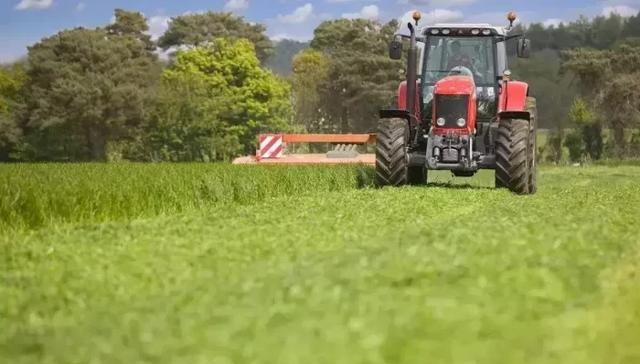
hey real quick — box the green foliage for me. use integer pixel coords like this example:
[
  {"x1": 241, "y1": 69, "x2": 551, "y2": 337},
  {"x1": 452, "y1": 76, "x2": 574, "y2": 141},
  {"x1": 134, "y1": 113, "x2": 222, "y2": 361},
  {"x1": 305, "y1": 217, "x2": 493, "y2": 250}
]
[
  {"x1": 0, "y1": 64, "x2": 25, "y2": 114},
  {"x1": 309, "y1": 19, "x2": 403, "y2": 132},
  {"x1": 20, "y1": 12, "x2": 161, "y2": 161},
  {"x1": 0, "y1": 164, "x2": 373, "y2": 233},
  {"x1": 0, "y1": 64, "x2": 26, "y2": 160},
  {"x1": 265, "y1": 39, "x2": 310, "y2": 76},
  {"x1": 562, "y1": 44, "x2": 640, "y2": 158},
  {"x1": 106, "y1": 8, "x2": 154, "y2": 50},
  {"x1": 158, "y1": 11, "x2": 273, "y2": 63},
  {"x1": 292, "y1": 49, "x2": 332, "y2": 133},
  {"x1": 512, "y1": 11, "x2": 640, "y2": 139},
  {"x1": 568, "y1": 97, "x2": 603, "y2": 160},
  {"x1": 543, "y1": 129, "x2": 564, "y2": 164},
  {"x1": 568, "y1": 97, "x2": 595, "y2": 126},
  {"x1": 629, "y1": 131, "x2": 640, "y2": 157},
  {"x1": 2, "y1": 166, "x2": 640, "y2": 363},
  {"x1": 564, "y1": 129, "x2": 585, "y2": 162},
  {"x1": 525, "y1": 13, "x2": 639, "y2": 52},
  {"x1": 511, "y1": 50, "x2": 575, "y2": 129},
  {"x1": 146, "y1": 39, "x2": 292, "y2": 161}
]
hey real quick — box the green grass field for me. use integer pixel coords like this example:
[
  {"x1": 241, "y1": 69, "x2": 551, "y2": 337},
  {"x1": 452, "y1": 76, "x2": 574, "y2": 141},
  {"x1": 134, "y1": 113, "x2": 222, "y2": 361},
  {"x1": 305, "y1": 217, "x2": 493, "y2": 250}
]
[{"x1": 1, "y1": 164, "x2": 640, "y2": 364}]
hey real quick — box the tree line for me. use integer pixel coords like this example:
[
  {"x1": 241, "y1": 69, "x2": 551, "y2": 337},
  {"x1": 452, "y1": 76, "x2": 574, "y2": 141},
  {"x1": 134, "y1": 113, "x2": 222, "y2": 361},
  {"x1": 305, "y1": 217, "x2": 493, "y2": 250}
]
[
  {"x1": 0, "y1": 10, "x2": 291, "y2": 162},
  {"x1": 512, "y1": 12, "x2": 640, "y2": 162},
  {"x1": 1, "y1": 9, "x2": 640, "y2": 162}
]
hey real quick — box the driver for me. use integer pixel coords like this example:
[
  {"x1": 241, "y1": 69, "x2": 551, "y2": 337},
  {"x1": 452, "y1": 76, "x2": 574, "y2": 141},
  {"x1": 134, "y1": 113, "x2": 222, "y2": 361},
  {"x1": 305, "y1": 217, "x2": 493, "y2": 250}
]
[{"x1": 447, "y1": 41, "x2": 473, "y2": 70}]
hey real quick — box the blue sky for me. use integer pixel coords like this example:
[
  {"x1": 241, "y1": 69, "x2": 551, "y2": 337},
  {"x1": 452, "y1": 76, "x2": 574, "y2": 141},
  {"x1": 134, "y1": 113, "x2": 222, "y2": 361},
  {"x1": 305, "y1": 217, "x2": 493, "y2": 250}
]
[{"x1": 2, "y1": 0, "x2": 640, "y2": 62}]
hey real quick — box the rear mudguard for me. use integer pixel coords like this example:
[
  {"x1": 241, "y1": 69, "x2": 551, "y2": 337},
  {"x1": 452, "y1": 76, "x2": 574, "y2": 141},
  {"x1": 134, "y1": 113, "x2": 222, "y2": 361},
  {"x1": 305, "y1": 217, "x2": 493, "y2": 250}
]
[{"x1": 498, "y1": 81, "x2": 530, "y2": 121}]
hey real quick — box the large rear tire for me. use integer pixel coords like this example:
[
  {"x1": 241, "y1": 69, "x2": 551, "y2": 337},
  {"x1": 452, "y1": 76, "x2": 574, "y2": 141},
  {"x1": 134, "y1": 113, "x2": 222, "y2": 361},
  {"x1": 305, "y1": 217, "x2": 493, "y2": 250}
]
[
  {"x1": 527, "y1": 97, "x2": 538, "y2": 194},
  {"x1": 375, "y1": 118, "x2": 426, "y2": 187},
  {"x1": 495, "y1": 119, "x2": 531, "y2": 194}
]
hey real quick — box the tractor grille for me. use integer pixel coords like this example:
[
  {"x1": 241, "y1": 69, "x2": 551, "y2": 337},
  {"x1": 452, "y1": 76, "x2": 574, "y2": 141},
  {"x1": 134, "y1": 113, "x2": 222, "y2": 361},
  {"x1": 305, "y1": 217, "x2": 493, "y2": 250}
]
[{"x1": 435, "y1": 95, "x2": 469, "y2": 128}]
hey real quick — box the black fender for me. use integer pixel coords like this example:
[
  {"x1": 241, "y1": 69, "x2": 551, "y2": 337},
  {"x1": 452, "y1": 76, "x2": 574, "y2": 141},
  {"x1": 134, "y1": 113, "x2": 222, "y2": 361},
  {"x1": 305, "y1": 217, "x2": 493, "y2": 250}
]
[
  {"x1": 379, "y1": 109, "x2": 411, "y2": 121},
  {"x1": 498, "y1": 110, "x2": 531, "y2": 121}
]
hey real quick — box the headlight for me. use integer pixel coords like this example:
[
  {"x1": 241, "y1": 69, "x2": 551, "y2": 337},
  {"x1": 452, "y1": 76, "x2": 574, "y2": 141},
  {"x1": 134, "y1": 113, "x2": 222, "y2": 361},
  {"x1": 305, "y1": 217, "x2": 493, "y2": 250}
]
[
  {"x1": 441, "y1": 29, "x2": 451, "y2": 35},
  {"x1": 436, "y1": 117, "x2": 446, "y2": 127},
  {"x1": 456, "y1": 118, "x2": 466, "y2": 127},
  {"x1": 471, "y1": 29, "x2": 480, "y2": 35}
]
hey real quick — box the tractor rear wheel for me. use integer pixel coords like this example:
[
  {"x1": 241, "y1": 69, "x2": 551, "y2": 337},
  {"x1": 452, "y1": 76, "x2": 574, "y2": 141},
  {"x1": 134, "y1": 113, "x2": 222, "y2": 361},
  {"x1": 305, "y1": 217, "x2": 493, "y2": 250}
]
[
  {"x1": 375, "y1": 118, "x2": 426, "y2": 187},
  {"x1": 495, "y1": 119, "x2": 531, "y2": 194},
  {"x1": 527, "y1": 97, "x2": 538, "y2": 194}
]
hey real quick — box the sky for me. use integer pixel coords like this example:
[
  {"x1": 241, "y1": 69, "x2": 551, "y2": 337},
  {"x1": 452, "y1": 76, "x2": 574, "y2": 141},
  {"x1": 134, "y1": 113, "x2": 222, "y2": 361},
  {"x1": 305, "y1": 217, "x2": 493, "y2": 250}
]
[{"x1": 1, "y1": 0, "x2": 640, "y2": 62}]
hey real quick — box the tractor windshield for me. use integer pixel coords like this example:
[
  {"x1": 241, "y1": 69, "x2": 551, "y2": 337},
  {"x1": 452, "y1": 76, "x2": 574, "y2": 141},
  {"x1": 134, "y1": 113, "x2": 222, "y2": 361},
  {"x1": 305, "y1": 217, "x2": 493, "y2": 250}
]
[{"x1": 422, "y1": 36, "x2": 496, "y2": 87}]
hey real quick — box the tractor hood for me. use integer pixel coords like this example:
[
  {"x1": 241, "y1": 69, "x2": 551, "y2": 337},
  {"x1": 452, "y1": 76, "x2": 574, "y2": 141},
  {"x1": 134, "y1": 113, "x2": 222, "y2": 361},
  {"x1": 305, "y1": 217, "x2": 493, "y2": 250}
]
[{"x1": 434, "y1": 75, "x2": 476, "y2": 96}]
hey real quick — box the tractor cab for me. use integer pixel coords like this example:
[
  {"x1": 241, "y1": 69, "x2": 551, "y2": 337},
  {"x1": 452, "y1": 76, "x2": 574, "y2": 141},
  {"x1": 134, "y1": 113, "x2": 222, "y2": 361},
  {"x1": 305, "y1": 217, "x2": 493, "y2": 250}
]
[
  {"x1": 377, "y1": 11, "x2": 538, "y2": 194},
  {"x1": 419, "y1": 24, "x2": 527, "y2": 132}
]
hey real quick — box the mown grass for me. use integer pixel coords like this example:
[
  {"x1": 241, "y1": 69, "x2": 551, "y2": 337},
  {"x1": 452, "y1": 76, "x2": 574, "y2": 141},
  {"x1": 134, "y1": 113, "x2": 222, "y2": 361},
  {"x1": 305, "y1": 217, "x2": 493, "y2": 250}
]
[
  {"x1": 0, "y1": 163, "x2": 373, "y2": 233},
  {"x1": 1, "y1": 165, "x2": 639, "y2": 364}
]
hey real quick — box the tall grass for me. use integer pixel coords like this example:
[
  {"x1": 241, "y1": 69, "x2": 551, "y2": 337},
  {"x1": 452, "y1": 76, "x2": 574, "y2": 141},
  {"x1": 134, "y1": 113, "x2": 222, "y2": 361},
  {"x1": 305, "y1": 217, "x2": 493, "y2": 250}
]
[
  {"x1": 0, "y1": 163, "x2": 374, "y2": 232},
  {"x1": 2, "y1": 166, "x2": 640, "y2": 364}
]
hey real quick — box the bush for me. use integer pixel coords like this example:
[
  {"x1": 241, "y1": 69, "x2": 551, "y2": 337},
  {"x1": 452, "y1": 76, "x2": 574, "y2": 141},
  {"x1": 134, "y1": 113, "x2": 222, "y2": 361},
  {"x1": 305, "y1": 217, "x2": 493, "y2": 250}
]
[
  {"x1": 564, "y1": 130, "x2": 584, "y2": 163},
  {"x1": 545, "y1": 129, "x2": 564, "y2": 164}
]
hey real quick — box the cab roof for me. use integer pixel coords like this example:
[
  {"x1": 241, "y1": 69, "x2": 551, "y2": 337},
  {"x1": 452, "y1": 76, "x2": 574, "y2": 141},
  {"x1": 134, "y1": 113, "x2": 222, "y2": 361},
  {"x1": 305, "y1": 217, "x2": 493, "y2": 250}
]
[{"x1": 424, "y1": 23, "x2": 507, "y2": 36}]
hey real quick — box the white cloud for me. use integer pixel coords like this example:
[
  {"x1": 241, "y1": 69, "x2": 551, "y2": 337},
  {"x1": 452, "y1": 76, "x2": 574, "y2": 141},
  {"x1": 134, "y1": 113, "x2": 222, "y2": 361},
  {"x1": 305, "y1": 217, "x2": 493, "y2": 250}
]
[
  {"x1": 463, "y1": 10, "x2": 534, "y2": 26},
  {"x1": 224, "y1": 0, "x2": 249, "y2": 12},
  {"x1": 602, "y1": 5, "x2": 638, "y2": 17},
  {"x1": 75, "y1": 2, "x2": 85, "y2": 12},
  {"x1": 182, "y1": 10, "x2": 206, "y2": 16},
  {"x1": 543, "y1": 18, "x2": 563, "y2": 27},
  {"x1": 397, "y1": 0, "x2": 476, "y2": 8},
  {"x1": 15, "y1": 0, "x2": 53, "y2": 10},
  {"x1": 395, "y1": 9, "x2": 463, "y2": 36},
  {"x1": 147, "y1": 16, "x2": 170, "y2": 41},
  {"x1": 342, "y1": 5, "x2": 379, "y2": 20},
  {"x1": 270, "y1": 33, "x2": 312, "y2": 42},
  {"x1": 277, "y1": 3, "x2": 313, "y2": 24},
  {"x1": 412, "y1": 9, "x2": 464, "y2": 24}
]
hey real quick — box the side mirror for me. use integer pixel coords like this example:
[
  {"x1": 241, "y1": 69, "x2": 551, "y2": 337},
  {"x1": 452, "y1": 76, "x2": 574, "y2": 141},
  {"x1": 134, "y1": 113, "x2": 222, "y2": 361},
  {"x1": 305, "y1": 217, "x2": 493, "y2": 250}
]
[
  {"x1": 389, "y1": 39, "x2": 403, "y2": 60},
  {"x1": 517, "y1": 38, "x2": 531, "y2": 58}
]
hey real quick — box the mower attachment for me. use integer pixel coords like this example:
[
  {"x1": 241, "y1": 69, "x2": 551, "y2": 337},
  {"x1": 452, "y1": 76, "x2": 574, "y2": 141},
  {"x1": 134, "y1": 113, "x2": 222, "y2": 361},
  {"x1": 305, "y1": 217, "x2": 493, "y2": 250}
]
[{"x1": 232, "y1": 133, "x2": 376, "y2": 165}]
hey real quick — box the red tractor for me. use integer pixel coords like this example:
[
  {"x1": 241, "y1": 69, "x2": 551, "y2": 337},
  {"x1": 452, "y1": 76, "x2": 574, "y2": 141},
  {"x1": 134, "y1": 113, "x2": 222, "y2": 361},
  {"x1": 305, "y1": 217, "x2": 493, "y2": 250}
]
[{"x1": 376, "y1": 11, "x2": 537, "y2": 194}]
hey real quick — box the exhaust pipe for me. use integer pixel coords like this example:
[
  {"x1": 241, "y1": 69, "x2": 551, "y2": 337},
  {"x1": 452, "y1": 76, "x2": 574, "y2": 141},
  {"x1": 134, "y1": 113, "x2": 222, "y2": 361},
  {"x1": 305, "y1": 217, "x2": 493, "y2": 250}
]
[{"x1": 405, "y1": 11, "x2": 421, "y2": 125}]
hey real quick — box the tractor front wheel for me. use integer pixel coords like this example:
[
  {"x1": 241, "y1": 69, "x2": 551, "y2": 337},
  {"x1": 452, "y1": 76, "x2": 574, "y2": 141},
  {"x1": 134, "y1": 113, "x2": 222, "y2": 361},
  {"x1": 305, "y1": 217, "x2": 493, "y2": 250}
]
[
  {"x1": 375, "y1": 118, "x2": 426, "y2": 187},
  {"x1": 495, "y1": 119, "x2": 532, "y2": 194}
]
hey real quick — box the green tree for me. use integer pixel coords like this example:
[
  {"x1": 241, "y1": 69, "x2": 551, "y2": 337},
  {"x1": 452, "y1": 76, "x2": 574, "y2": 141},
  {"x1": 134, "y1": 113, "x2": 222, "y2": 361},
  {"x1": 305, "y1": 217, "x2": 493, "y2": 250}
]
[
  {"x1": 148, "y1": 39, "x2": 292, "y2": 161},
  {"x1": 291, "y1": 49, "x2": 332, "y2": 134},
  {"x1": 310, "y1": 18, "x2": 403, "y2": 133},
  {"x1": 568, "y1": 97, "x2": 603, "y2": 160},
  {"x1": 563, "y1": 44, "x2": 640, "y2": 158},
  {"x1": 106, "y1": 8, "x2": 154, "y2": 50},
  {"x1": 590, "y1": 14, "x2": 624, "y2": 49},
  {"x1": 158, "y1": 12, "x2": 272, "y2": 63},
  {"x1": 623, "y1": 13, "x2": 640, "y2": 38},
  {"x1": 266, "y1": 39, "x2": 309, "y2": 76},
  {"x1": 22, "y1": 18, "x2": 161, "y2": 161},
  {"x1": 0, "y1": 64, "x2": 26, "y2": 161},
  {"x1": 511, "y1": 49, "x2": 576, "y2": 129}
]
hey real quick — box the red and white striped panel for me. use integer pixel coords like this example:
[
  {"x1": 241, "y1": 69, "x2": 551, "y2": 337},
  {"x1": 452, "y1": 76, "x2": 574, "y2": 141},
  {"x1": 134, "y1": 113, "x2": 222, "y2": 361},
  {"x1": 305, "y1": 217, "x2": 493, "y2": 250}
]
[{"x1": 258, "y1": 134, "x2": 284, "y2": 159}]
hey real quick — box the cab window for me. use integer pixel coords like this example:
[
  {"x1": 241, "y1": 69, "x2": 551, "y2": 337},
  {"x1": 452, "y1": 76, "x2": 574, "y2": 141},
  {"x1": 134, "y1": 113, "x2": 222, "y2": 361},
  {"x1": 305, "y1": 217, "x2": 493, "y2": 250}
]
[{"x1": 422, "y1": 36, "x2": 496, "y2": 87}]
